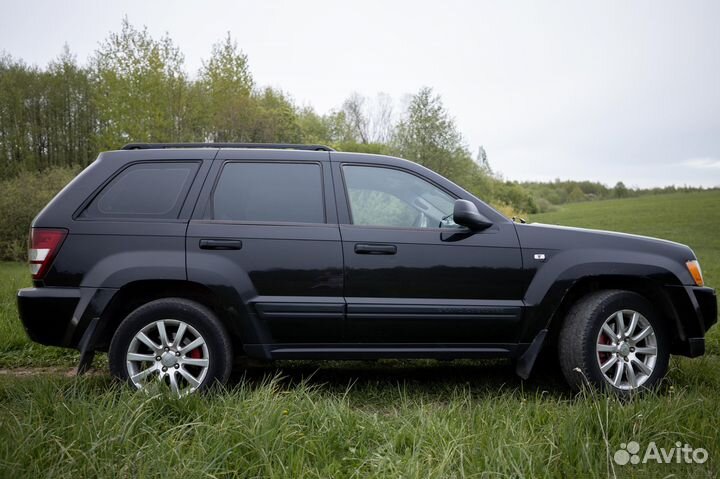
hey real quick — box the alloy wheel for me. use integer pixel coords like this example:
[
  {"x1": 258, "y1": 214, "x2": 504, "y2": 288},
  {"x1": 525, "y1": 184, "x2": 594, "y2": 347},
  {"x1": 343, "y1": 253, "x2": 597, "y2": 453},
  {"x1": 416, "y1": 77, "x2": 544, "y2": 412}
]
[
  {"x1": 595, "y1": 309, "x2": 658, "y2": 390},
  {"x1": 125, "y1": 319, "x2": 210, "y2": 396}
]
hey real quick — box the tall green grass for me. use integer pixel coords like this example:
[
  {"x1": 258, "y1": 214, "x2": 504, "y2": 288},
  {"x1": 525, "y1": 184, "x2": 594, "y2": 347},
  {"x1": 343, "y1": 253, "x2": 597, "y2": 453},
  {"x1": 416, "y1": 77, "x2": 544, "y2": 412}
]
[{"x1": 0, "y1": 365, "x2": 718, "y2": 478}]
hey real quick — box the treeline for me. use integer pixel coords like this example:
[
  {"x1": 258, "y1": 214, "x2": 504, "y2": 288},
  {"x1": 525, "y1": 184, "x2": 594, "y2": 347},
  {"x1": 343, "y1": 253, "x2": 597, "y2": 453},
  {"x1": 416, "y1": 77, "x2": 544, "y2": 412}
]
[
  {"x1": 0, "y1": 18, "x2": 536, "y2": 217},
  {"x1": 0, "y1": 18, "x2": 712, "y2": 223},
  {"x1": 521, "y1": 180, "x2": 710, "y2": 213}
]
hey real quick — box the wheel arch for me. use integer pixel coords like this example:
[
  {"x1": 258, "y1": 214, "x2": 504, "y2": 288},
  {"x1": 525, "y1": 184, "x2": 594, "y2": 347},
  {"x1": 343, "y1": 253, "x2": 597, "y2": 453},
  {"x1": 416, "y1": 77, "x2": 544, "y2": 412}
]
[
  {"x1": 541, "y1": 275, "x2": 689, "y2": 354},
  {"x1": 92, "y1": 279, "x2": 246, "y2": 354}
]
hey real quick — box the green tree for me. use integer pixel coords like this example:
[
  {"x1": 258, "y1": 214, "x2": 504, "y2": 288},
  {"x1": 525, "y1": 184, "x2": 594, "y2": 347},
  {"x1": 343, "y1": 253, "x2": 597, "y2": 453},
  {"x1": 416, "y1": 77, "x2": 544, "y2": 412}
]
[
  {"x1": 198, "y1": 33, "x2": 254, "y2": 142},
  {"x1": 392, "y1": 87, "x2": 471, "y2": 181},
  {"x1": 92, "y1": 18, "x2": 190, "y2": 149},
  {"x1": 0, "y1": 48, "x2": 96, "y2": 177},
  {"x1": 250, "y1": 87, "x2": 301, "y2": 142},
  {"x1": 614, "y1": 181, "x2": 629, "y2": 198},
  {"x1": 297, "y1": 106, "x2": 333, "y2": 144},
  {"x1": 0, "y1": 54, "x2": 38, "y2": 176},
  {"x1": 45, "y1": 46, "x2": 97, "y2": 168}
]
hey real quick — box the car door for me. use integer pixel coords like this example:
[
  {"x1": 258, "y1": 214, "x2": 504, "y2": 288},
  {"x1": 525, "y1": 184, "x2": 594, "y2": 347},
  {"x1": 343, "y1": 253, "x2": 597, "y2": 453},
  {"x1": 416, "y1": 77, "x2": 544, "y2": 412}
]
[
  {"x1": 186, "y1": 150, "x2": 344, "y2": 346},
  {"x1": 333, "y1": 156, "x2": 525, "y2": 345}
]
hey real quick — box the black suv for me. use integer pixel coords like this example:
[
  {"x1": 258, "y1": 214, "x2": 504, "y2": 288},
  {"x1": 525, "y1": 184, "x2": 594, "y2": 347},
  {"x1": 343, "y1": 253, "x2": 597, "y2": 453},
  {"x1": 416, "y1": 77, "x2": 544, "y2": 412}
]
[{"x1": 17, "y1": 143, "x2": 717, "y2": 395}]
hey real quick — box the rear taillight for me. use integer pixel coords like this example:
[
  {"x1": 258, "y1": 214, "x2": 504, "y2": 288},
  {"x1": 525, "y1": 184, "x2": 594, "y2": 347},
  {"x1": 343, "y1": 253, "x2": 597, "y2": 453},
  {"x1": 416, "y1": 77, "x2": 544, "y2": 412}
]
[{"x1": 28, "y1": 228, "x2": 67, "y2": 280}]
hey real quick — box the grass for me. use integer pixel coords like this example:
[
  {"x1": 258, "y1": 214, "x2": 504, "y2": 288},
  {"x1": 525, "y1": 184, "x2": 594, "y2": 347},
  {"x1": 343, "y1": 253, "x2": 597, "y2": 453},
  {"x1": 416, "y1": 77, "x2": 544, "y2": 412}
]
[{"x1": 0, "y1": 190, "x2": 718, "y2": 478}]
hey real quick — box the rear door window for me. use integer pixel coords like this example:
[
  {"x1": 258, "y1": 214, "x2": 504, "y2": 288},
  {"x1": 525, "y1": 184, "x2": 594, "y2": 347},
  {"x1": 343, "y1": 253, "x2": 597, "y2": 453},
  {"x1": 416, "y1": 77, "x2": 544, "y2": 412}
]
[
  {"x1": 211, "y1": 162, "x2": 325, "y2": 223},
  {"x1": 81, "y1": 162, "x2": 198, "y2": 219}
]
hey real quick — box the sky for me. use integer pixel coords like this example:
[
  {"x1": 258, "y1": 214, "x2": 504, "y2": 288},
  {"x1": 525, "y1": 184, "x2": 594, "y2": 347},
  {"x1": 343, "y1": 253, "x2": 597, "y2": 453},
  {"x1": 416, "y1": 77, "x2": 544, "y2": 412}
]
[{"x1": 1, "y1": 0, "x2": 719, "y2": 188}]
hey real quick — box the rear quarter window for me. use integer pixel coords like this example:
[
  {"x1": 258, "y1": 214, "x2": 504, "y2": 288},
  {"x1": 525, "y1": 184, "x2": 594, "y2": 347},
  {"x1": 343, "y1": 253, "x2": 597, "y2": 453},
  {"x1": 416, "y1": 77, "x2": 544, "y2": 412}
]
[{"x1": 80, "y1": 162, "x2": 199, "y2": 219}]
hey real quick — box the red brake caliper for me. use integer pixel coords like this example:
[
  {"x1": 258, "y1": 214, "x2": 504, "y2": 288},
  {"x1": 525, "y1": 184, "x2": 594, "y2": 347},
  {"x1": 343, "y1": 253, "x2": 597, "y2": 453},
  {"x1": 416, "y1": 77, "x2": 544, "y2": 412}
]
[
  {"x1": 189, "y1": 348, "x2": 202, "y2": 359},
  {"x1": 598, "y1": 333, "x2": 610, "y2": 364}
]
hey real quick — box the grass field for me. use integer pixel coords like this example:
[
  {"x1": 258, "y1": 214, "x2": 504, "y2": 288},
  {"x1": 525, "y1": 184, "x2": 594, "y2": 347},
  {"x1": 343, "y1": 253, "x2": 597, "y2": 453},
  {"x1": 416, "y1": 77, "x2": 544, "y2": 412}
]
[{"x1": 0, "y1": 191, "x2": 719, "y2": 478}]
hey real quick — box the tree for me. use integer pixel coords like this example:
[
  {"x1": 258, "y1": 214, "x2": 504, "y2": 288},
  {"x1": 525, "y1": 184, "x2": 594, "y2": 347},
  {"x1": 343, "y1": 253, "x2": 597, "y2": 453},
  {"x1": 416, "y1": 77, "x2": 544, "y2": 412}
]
[
  {"x1": 297, "y1": 106, "x2": 333, "y2": 144},
  {"x1": 336, "y1": 92, "x2": 395, "y2": 145},
  {"x1": 342, "y1": 93, "x2": 370, "y2": 144},
  {"x1": 198, "y1": 32, "x2": 254, "y2": 142},
  {"x1": 476, "y1": 145, "x2": 491, "y2": 173},
  {"x1": 0, "y1": 54, "x2": 38, "y2": 176},
  {"x1": 250, "y1": 87, "x2": 302, "y2": 143},
  {"x1": 614, "y1": 181, "x2": 629, "y2": 198},
  {"x1": 0, "y1": 48, "x2": 97, "y2": 177},
  {"x1": 392, "y1": 87, "x2": 471, "y2": 181},
  {"x1": 46, "y1": 46, "x2": 97, "y2": 168},
  {"x1": 91, "y1": 18, "x2": 190, "y2": 149}
]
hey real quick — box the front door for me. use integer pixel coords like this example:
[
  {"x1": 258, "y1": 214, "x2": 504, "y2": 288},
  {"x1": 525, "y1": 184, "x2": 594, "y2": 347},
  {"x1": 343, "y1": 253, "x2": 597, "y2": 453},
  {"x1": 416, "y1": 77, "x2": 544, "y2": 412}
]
[
  {"x1": 334, "y1": 162, "x2": 525, "y2": 345},
  {"x1": 187, "y1": 151, "x2": 344, "y2": 345}
]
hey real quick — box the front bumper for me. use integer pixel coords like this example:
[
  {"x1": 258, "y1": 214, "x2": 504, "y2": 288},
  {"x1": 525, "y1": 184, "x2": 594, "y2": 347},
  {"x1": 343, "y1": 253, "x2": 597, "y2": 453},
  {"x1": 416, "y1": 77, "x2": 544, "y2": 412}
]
[
  {"x1": 17, "y1": 287, "x2": 81, "y2": 347},
  {"x1": 665, "y1": 285, "x2": 717, "y2": 358},
  {"x1": 692, "y1": 286, "x2": 717, "y2": 332}
]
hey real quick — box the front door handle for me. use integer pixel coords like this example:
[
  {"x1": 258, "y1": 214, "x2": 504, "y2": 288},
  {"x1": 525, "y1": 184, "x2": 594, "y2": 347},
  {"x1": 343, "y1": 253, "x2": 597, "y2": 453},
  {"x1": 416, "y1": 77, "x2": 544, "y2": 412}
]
[
  {"x1": 354, "y1": 243, "x2": 397, "y2": 255},
  {"x1": 199, "y1": 239, "x2": 243, "y2": 250}
]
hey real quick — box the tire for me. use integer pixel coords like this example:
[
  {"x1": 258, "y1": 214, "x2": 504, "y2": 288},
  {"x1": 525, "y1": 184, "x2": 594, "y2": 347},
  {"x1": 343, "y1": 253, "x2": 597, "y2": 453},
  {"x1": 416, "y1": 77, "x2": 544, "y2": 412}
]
[
  {"x1": 558, "y1": 290, "x2": 669, "y2": 394},
  {"x1": 109, "y1": 298, "x2": 233, "y2": 395}
]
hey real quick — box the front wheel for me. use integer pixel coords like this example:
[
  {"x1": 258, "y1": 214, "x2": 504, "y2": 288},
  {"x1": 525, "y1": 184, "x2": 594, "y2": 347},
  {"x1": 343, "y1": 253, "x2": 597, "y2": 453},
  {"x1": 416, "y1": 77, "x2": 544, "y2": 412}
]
[
  {"x1": 558, "y1": 290, "x2": 669, "y2": 394},
  {"x1": 109, "y1": 298, "x2": 233, "y2": 395}
]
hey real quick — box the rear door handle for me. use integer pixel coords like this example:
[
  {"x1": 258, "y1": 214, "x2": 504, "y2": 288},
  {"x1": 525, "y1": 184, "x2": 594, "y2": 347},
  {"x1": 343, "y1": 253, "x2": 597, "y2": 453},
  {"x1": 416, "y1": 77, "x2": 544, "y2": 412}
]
[
  {"x1": 354, "y1": 243, "x2": 397, "y2": 255},
  {"x1": 199, "y1": 239, "x2": 243, "y2": 250}
]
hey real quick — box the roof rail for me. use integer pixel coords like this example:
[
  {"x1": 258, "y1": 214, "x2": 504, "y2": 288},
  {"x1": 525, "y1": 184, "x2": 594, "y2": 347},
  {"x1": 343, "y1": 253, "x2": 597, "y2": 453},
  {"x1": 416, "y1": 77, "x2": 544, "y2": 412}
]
[{"x1": 121, "y1": 142, "x2": 334, "y2": 152}]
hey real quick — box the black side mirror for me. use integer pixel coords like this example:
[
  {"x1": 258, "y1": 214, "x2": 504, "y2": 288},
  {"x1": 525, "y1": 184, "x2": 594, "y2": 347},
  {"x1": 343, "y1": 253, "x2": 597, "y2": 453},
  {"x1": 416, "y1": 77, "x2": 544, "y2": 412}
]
[{"x1": 453, "y1": 199, "x2": 493, "y2": 231}]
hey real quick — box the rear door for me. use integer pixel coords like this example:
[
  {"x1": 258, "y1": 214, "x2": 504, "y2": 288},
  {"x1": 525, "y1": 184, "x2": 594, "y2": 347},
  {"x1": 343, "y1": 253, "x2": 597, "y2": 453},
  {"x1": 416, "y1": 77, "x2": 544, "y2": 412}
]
[{"x1": 186, "y1": 150, "x2": 344, "y2": 346}]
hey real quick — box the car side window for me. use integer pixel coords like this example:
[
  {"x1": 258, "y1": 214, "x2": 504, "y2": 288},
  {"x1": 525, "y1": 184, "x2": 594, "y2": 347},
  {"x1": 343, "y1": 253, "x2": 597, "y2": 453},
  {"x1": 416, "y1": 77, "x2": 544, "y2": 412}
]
[
  {"x1": 81, "y1": 162, "x2": 198, "y2": 219},
  {"x1": 342, "y1": 165, "x2": 457, "y2": 229},
  {"x1": 212, "y1": 162, "x2": 325, "y2": 223}
]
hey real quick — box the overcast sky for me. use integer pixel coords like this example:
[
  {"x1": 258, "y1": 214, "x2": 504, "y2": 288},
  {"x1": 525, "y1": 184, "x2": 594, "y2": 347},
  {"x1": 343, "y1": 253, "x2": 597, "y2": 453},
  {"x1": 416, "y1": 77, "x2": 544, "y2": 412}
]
[{"x1": 2, "y1": 0, "x2": 719, "y2": 187}]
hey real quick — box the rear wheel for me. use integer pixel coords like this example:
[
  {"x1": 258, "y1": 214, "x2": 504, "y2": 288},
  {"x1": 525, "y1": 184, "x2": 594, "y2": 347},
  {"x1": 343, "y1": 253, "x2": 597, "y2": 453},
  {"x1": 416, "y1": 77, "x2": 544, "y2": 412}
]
[
  {"x1": 558, "y1": 290, "x2": 669, "y2": 394},
  {"x1": 109, "y1": 298, "x2": 233, "y2": 395}
]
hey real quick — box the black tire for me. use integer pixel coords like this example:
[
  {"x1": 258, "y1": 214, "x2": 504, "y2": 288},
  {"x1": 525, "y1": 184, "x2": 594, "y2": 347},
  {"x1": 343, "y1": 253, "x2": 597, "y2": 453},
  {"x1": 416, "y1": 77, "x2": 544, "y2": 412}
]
[
  {"x1": 558, "y1": 290, "x2": 669, "y2": 394},
  {"x1": 109, "y1": 298, "x2": 233, "y2": 393}
]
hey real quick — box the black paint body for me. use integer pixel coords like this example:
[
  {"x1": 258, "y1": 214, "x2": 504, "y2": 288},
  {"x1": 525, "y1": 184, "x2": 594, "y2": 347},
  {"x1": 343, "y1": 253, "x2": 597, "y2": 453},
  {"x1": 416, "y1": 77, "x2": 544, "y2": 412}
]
[{"x1": 16, "y1": 147, "x2": 717, "y2": 370}]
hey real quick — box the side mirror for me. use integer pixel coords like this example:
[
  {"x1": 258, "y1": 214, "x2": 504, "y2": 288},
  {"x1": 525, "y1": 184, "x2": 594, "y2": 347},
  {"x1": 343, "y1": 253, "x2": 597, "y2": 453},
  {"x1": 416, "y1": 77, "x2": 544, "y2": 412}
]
[{"x1": 453, "y1": 199, "x2": 493, "y2": 231}]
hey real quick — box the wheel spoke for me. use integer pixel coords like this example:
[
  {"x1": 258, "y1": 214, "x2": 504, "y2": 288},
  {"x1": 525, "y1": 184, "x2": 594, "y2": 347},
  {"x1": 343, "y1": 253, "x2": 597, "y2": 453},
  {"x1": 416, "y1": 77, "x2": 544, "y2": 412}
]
[
  {"x1": 615, "y1": 311, "x2": 625, "y2": 338},
  {"x1": 602, "y1": 323, "x2": 619, "y2": 342},
  {"x1": 131, "y1": 365, "x2": 157, "y2": 383},
  {"x1": 626, "y1": 312, "x2": 639, "y2": 337},
  {"x1": 634, "y1": 346, "x2": 657, "y2": 355},
  {"x1": 182, "y1": 357, "x2": 209, "y2": 367},
  {"x1": 597, "y1": 344, "x2": 616, "y2": 353},
  {"x1": 178, "y1": 368, "x2": 201, "y2": 388},
  {"x1": 173, "y1": 322, "x2": 187, "y2": 348},
  {"x1": 156, "y1": 321, "x2": 170, "y2": 348},
  {"x1": 632, "y1": 326, "x2": 653, "y2": 343},
  {"x1": 613, "y1": 360, "x2": 625, "y2": 386},
  {"x1": 127, "y1": 352, "x2": 155, "y2": 362},
  {"x1": 179, "y1": 337, "x2": 204, "y2": 354},
  {"x1": 137, "y1": 332, "x2": 160, "y2": 351},
  {"x1": 169, "y1": 371, "x2": 181, "y2": 395},
  {"x1": 601, "y1": 355, "x2": 619, "y2": 374},
  {"x1": 625, "y1": 360, "x2": 637, "y2": 388},
  {"x1": 632, "y1": 357, "x2": 653, "y2": 376}
]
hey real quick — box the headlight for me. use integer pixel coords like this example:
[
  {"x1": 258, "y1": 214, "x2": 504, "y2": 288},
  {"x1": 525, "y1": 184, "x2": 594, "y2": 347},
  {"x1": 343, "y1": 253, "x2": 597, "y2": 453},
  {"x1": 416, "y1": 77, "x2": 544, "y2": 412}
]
[{"x1": 686, "y1": 260, "x2": 704, "y2": 287}]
